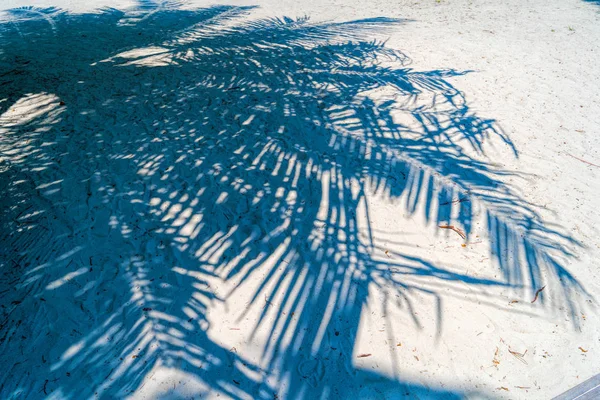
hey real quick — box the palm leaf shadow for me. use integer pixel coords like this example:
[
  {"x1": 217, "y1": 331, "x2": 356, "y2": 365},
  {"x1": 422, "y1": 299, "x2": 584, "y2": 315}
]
[{"x1": 0, "y1": 2, "x2": 588, "y2": 398}]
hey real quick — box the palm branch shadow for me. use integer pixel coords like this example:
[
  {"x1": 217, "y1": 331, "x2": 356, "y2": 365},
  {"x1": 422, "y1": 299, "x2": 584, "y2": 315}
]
[{"x1": 0, "y1": 1, "x2": 588, "y2": 399}]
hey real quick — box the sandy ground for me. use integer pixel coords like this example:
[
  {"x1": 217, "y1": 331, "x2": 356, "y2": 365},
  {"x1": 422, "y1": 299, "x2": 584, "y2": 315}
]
[{"x1": 1, "y1": 0, "x2": 599, "y2": 399}]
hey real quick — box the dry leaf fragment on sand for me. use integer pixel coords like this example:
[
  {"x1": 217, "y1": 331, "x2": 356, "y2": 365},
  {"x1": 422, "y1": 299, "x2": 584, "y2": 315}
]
[
  {"x1": 508, "y1": 348, "x2": 527, "y2": 357},
  {"x1": 508, "y1": 349, "x2": 528, "y2": 365},
  {"x1": 438, "y1": 225, "x2": 466, "y2": 240},
  {"x1": 531, "y1": 286, "x2": 546, "y2": 303},
  {"x1": 492, "y1": 347, "x2": 500, "y2": 366},
  {"x1": 357, "y1": 353, "x2": 372, "y2": 358},
  {"x1": 579, "y1": 347, "x2": 588, "y2": 353}
]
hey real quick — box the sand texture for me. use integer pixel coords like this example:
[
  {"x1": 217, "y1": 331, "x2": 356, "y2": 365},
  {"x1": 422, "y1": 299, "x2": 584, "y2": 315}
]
[{"x1": 1, "y1": 1, "x2": 599, "y2": 399}]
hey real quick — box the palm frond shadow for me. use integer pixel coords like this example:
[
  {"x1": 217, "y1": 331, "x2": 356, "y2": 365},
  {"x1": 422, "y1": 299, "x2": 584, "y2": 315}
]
[{"x1": 0, "y1": 2, "x2": 588, "y2": 399}]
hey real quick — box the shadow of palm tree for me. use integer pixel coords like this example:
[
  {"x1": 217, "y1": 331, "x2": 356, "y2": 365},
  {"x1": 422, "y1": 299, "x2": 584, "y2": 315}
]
[{"x1": 0, "y1": 1, "x2": 588, "y2": 399}]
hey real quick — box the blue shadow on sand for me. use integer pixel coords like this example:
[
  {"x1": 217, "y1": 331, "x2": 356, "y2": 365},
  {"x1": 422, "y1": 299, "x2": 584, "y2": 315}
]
[{"x1": 0, "y1": 2, "x2": 588, "y2": 399}]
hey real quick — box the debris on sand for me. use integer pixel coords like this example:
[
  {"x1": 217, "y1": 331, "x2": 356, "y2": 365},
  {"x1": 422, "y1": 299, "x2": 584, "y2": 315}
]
[
  {"x1": 508, "y1": 348, "x2": 528, "y2": 365},
  {"x1": 440, "y1": 197, "x2": 470, "y2": 206},
  {"x1": 531, "y1": 286, "x2": 546, "y2": 303},
  {"x1": 566, "y1": 153, "x2": 600, "y2": 168},
  {"x1": 492, "y1": 347, "x2": 500, "y2": 366},
  {"x1": 438, "y1": 225, "x2": 466, "y2": 240}
]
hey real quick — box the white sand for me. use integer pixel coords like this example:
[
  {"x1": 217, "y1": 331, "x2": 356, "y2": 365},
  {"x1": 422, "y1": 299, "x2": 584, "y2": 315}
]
[{"x1": 1, "y1": 1, "x2": 599, "y2": 399}]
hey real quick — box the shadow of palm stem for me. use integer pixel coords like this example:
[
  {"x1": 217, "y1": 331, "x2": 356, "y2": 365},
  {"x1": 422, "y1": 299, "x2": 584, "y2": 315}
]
[{"x1": 0, "y1": 2, "x2": 588, "y2": 399}]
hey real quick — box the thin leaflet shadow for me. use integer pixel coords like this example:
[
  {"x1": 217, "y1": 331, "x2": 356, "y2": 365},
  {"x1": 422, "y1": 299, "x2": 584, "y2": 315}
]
[{"x1": 0, "y1": 1, "x2": 587, "y2": 399}]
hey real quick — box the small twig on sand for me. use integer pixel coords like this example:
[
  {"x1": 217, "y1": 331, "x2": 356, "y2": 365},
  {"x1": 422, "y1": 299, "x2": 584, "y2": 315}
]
[
  {"x1": 440, "y1": 198, "x2": 470, "y2": 206},
  {"x1": 566, "y1": 153, "x2": 600, "y2": 168},
  {"x1": 263, "y1": 295, "x2": 273, "y2": 309},
  {"x1": 531, "y1": 286, "x2": 546, "y2": 303},
  {"x1": 438, "y1": 225, "x2": 466, "y2": 240}
]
